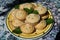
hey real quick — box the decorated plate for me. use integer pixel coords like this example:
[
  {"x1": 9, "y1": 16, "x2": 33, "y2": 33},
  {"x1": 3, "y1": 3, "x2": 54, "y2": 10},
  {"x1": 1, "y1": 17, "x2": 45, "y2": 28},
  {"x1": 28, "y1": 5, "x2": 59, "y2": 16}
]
[{"x1": 6, "y1": 3, "x2": 54, "y2": 39}]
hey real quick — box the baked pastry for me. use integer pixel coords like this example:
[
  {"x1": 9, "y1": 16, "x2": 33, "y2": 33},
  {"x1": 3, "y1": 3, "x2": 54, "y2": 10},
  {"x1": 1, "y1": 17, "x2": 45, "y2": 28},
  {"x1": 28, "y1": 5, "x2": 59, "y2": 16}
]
[
  {"x1": 26, "y1": 14, "x2": 40, "y2": 23},
  {"x1": 41, "y1": 15, "x2": 48, "y2": 19},
  {"x1": 25, "y1": 20, "x2": 38, "y2": 26},
  {"x1": 12, "y1": 19, "x2": 24, "y2": 27},
  {"x1": 15, "y1": 10, "x2": 27, "y2": 20},
  {"x1": 20, "y1": 3, "x2": 33, "y2": 9},
  {"x1": 31, "y1": 3, "x2": 38, "y2": 8},
  {"x1": 9, "y1": 9, "x2": 18, "y2": 21},
  {"x1": 20, "y1": 24, "x2": 34, "y2": 34},
  {"x1": 35, "y1": 20, "x2": 46, "y2": 30},
  {"x1": 34, "y1": 6, "x2": 47, "y2": 15}
]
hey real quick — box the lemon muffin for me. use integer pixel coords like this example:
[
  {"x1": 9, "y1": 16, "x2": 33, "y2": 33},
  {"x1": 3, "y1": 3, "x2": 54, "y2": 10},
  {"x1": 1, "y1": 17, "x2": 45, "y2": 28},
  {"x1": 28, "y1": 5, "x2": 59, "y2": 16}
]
[
  {"x1": 15, "y1": 10, "x2": 27, "y2": 20},
  {"x1": 41, "y1": 15, "x2": 49, "y2": 19},
  {"x1": 35, "y1": 20, "x2": 46, "y2": 30},
  {"x1": 12, "y1": 19, "x2": 24, "y2": 27},
  {"x1": 25, "y1": 20, "x2": 38, "y2": 26},
  {"x1": 8, "y1": 9, "x2": 18, "y2": 21},
  {"x1": 20, "y1": 3, "x2": 33, "y2": 9},
  {"x1": 35, "y1": 6, "x2": 47, "y2": 15},
  {"x1": 26, "y1": 14, "x2": 40, "y2": 23},
  {"x1": 20, "y1": 24, "x2": 34, "y2": 34}
]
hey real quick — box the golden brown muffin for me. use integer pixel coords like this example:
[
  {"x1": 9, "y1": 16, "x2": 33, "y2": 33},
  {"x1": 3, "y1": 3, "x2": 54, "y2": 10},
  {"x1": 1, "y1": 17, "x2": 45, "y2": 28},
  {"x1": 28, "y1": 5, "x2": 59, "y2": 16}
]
[
  {"x1": 34, "y1": 6, "x2": 47, "y2": 15},
  {"x1": 26, "y1": 14, "x2": 40, "y2": 23},
  {"x1": 15, "y1": 10, "x2": 27, "y2": 20},
  {"x1": 12, "y1": 19, "x2": 24, "y2": 27},
  {"x1": 31, "y1": 3, "x2": 38, "y2": 8},
  {"x1": 20, "y1": 24, "x2": 35, "y2": 34},
  {"x1": 41, "y1": 15, "x2": 49, "y2": 19},
  {"x1": 8, "y1": 9, "x2": 18, "y2": 21},
  {"x1": 35, "y1": 20, "x2": 46, "y2": 30},
  {"x1": 25, "y1": 20, "x2": 38, "y2": 26},
  {"x1": 19, "y1": 3, "x2": 33, "y2": 9}
]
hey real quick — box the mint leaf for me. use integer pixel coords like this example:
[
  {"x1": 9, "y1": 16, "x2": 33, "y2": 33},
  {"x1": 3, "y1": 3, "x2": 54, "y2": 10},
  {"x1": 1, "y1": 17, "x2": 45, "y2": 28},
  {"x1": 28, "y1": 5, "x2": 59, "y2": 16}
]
[
  {"x1": 33, "y1": 10, "x2": 39, "y2": 14},
  {"x1": 30, "y1": 7, "x2": 34, "y2": 13},
  {"x1": 46, "y1": 18, "x2": 54, "y2": 25},
  {"x1": 24, "y1": 8, "x2": 34, "y2": 14},
  {"x1": 24, "y1": 8, "x2": 38, "y2": 14},
  {"x1": 24, "y1": 8, "x2": 30, "y2": 14},
  {"x1": 24, "y1": 8, "x2": 29, "y2": 12},
  {"x1": 12, "y1": 27, "x2": 22, "y2": 34},
  {"x1": 14, "y1": 5, "x2": 19, "y2": 9}
]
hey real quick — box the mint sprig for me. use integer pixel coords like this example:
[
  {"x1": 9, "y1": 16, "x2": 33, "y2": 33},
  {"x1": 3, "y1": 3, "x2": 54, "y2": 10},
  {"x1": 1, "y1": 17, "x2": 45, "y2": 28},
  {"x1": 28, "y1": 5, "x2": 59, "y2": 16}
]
[
  {"x1": 12, "y1": 27, "x2": 22, "y2": 34},
  {"x1": 14, "y1": 5, "x2": 19, "y2": 9},
  {"x1": 46, "y1": 18, "x2": 54, "y2": 25},
  {"x1": 33, "y1": 10, "x2": 39, "y2": 14},
  {"x1": 24, "y1": 8, "x2": 39, "y2": 14}
]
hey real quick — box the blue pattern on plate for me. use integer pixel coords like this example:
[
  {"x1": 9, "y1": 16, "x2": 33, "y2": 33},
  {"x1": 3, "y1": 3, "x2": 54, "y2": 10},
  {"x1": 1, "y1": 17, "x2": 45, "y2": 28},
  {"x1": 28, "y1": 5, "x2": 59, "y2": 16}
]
[{"x1": 0, "y1": 0, "x2": 60, "y2": 40}]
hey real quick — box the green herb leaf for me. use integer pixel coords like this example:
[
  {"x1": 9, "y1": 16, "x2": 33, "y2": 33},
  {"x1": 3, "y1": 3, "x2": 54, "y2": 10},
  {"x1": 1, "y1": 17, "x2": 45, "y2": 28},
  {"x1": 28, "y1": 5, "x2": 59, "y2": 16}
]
[
  {"x1": 33, "y1": 10, "x2": 39, "y2": 14},
  {"x1": 24, "y1": 8, "x2": 29, "y2": 12},
  {"x1": 14, "y1": 5, "x2": 19, "y2": 9},
  {"x1": 24, "y1": 8, "x2": 39, "y2": 14},
  {"x1": 24, "y1": 8, "x2": 34, "y2": 14},
  {"x1": 24, "y1": 8, "x2": 30, "y2": 14},
  {"x1": 12, "y1": 27, "x2": 22, "y2": 34},
  {"x1": 30, "y1": 7, "x2": 34, "y2": 13},
  {"x1": 46, "y1": 18, "x2": 54, "y2": 25}
]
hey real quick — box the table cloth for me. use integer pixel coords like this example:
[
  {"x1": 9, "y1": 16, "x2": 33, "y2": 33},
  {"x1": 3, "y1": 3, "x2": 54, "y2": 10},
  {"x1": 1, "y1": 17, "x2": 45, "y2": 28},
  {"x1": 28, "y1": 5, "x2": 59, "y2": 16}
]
[{"x1": 0, "y1": 0, "x2": 60, "y2": 40}]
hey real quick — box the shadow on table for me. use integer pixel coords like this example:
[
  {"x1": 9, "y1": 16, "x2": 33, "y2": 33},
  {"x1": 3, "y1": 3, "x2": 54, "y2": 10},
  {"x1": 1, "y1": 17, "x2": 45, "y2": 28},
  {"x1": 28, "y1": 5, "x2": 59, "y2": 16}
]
[{"x1": 55, "y1": 31, "x2": 60, "y2": 40}]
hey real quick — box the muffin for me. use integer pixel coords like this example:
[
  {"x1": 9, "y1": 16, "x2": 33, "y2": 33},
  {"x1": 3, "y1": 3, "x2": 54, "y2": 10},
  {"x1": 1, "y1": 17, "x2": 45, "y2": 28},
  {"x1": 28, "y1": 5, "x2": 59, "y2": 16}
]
[
  {"x1": 35, "y1": 20, "x2": 46, "y2": 30},
  {"x1": 26, "y1": 14, "x2": 40, "y2": 23},
  {"x1": 20, "y1": 3, "x2": 33, "y2": 9},
  {"x1": 15, "y1": 10, "x2": 27, "y2": 20},
  {"x1": 20, "y1": 24, "x2": 34, "y2": 34},
  {"x1": 34, "y1": 6, "x2": 47, "y2": 15},
  {"x1": 12, "y1": 19, "x2": 24, "y2": 27}
]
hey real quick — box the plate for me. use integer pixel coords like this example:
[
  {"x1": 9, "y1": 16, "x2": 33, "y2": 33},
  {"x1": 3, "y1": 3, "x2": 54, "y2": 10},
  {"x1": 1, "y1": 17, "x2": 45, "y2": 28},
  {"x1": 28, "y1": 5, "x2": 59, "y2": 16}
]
[{"x1": 6, "y1": 3, "x2": 54, "y2": 39}]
